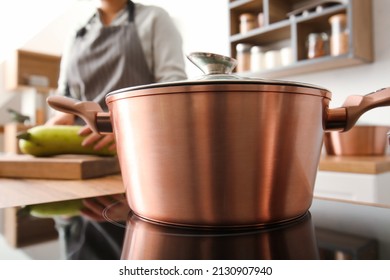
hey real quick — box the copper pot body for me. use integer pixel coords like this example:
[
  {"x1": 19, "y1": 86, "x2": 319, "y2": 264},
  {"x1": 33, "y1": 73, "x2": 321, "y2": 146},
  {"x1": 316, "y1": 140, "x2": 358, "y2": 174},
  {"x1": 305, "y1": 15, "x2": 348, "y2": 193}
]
[
  {"x1": 46, "y1": 66, "x2": 390, "y2": 227},
  {"x1": 48, "y1": 83, "x2": 390, "y2": 227},
  {"x1": 106, "y1": 84, "x2": 329, "y2": 227},
  {"x1": 121, "y1": 212, "x2": 319, "y2": 260},
  {"x1": 324, "y1": 125, "x2": 390, "y2": 156}
]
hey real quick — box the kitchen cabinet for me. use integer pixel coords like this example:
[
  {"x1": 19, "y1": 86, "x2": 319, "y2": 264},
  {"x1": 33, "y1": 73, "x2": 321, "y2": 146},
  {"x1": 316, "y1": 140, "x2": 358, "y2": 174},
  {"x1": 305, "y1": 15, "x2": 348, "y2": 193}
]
[
  {"x1": 5, "y1": 49, "x2": 61, "y2": 125},
  {"x1": 5, "y1": 49, "x2": 61, "y2": 93},
  {"x1": 229, "y1": 0, "x2": 373, "y2": 78},
  {"x1": 315, "y1": 155, "x2": 390, "y2": 207}
]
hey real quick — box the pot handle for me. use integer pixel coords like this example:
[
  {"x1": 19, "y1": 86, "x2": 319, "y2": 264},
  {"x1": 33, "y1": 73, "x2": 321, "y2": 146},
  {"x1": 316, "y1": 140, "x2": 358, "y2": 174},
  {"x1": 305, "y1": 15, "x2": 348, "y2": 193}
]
[
  {"x1": 326, "y1": 87, "x2": 390, "y2": 131},
  {"x1": 46, "y1": 95, "x2": 112, "y2": 134}
]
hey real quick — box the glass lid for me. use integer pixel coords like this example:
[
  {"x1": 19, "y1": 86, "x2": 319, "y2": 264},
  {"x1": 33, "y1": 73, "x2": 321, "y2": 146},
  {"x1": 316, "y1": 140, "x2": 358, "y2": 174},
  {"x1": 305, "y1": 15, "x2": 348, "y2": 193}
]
[{"x1": 107, "y1": 52, "x2": 330, "y2": 97}]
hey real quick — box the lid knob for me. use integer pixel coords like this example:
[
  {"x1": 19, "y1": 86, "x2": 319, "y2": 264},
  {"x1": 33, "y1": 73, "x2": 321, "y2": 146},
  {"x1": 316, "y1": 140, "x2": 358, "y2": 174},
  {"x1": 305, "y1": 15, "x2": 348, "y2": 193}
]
[{"x1": 187, "y1": 52, "x2": 237, "y2": 75}]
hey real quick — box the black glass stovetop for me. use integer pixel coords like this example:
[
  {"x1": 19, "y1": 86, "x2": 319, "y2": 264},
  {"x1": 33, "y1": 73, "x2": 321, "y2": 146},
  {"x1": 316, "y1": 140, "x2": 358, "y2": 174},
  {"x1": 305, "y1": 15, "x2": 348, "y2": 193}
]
[{"x1": 56, "y1": 198, "x2": 390, "y2": 260}]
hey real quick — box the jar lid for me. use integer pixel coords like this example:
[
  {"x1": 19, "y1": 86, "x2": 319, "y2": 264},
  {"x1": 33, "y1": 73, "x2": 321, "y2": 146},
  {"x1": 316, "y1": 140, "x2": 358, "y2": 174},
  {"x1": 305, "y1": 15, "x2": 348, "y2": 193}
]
[
  {"x1": 240, "y1": 13, "x2": 256, "y2": 21},
  {"x1": 250, "y1": 46, "x2": 264, "y2": 53},
  {"x1": 308, "y1": 32, "x2": 329, "y2": 40},
  {"x1": 106, "y1": 52, "x2": 331, "y2": 99},
  {"x1": 236, "y1": 43, "x2": 252, "y2": 52},
  {"x1": 329, "y1": 13, "x2": 347, "y2": 23}
]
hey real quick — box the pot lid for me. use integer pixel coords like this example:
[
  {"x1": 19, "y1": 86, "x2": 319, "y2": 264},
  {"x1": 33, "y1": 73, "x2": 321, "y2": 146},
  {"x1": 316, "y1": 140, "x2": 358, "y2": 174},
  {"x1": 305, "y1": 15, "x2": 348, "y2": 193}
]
[{"x1": 106, "y1": 52, "x2": 330, "y2": 97}]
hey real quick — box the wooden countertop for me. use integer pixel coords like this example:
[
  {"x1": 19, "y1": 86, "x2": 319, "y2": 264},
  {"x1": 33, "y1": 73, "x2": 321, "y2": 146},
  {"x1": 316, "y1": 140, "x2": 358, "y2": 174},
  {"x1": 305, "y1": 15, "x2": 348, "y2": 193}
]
[
  {"x1": 319, "y1": 155, "x2": 390, "y2": 174},
  {"x1": 1, "y1": 155, "x2": 388, "y2": 209},
  {"x1": 0, "y1": 175, "x2": 125, "y2": 209}
]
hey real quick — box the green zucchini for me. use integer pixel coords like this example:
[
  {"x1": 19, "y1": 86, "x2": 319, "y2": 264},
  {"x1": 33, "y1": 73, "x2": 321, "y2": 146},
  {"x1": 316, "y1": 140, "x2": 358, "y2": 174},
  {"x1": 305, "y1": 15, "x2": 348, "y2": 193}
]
[
  {"x1": 28, "y1": 199, "x2": 84, "y2": 218},
  {"x1": 17, "y1": 125, "x2": 116, "y2": 157}
]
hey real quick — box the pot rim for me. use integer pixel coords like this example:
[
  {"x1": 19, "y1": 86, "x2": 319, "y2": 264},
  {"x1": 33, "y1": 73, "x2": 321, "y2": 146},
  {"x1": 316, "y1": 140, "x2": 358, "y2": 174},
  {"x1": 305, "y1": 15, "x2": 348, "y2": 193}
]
[{"x1": 106, "y1": 82, "x2": 332, "y2": 103}]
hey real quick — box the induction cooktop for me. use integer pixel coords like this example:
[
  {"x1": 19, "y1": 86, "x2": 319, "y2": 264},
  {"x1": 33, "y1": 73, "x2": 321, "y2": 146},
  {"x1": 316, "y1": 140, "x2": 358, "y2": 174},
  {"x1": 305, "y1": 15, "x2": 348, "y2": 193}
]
[
  {"x1": 55, "y1": 198, "x2": 390, "y2": 260},
  {"x1": 95, "y1": 199, "x2": 390, "y2": 260}
]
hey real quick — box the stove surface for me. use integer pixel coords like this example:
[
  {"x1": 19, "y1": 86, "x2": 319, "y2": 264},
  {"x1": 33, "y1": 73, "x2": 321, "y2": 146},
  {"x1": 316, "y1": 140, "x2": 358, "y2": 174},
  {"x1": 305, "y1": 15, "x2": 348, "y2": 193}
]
[{"x1": 57, "y1": 198, "x2": 390, "y2": 260}]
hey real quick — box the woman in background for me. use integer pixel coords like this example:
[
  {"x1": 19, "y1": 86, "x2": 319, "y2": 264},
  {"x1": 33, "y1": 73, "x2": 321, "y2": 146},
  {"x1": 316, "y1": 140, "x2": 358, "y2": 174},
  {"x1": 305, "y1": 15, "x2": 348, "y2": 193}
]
[
  {"x1": 47, "y1": 0, "x2": 186, "y2": 149},
  {"x1": 47, "y1": 0, "x2": 187, "y2": 259}
]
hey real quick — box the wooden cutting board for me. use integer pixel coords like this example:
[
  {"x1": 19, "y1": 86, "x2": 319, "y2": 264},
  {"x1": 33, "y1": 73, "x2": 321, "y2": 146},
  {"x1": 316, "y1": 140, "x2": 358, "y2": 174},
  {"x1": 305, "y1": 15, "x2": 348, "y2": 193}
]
[{"x1": 0, "y1": 154, "x2": 121, "y2": 179}]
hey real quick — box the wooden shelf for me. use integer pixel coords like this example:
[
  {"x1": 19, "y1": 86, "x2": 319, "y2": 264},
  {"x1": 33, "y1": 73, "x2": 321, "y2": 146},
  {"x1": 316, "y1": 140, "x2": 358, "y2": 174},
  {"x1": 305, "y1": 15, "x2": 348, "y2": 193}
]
[
  {"x1": 229, "y1": 0, "x2": 373, "y2": 77},
  {"x1": 242, "y1": 53, "x2": 367, "y2": 79},
  {"x1": 5, "y1": 49, "x2": 61, "y2": 93},
  {"x1": 230, "y1": 0, "x2": 264, "y2": 11},
  {"x1": 230, "y1": 19, "x2": 291, "y2": 44}
]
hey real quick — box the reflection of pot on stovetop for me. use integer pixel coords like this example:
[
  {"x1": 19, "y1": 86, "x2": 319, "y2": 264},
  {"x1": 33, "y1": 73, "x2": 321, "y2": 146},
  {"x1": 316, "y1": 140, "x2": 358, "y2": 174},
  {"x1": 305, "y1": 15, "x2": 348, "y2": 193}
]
[
  {"x1": 121, "y1": 212, "x2": 319, "y2": 260},
  {"x1": 47, "y1": 52, "x2": 390, "y2": 228}
]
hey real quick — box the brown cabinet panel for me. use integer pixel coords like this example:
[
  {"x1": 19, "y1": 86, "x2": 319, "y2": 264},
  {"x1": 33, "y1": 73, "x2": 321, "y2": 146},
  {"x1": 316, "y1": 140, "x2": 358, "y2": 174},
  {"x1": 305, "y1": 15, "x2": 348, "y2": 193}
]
[{"x1": 5, "y1": 49, "x2": 61, "y2": 93}]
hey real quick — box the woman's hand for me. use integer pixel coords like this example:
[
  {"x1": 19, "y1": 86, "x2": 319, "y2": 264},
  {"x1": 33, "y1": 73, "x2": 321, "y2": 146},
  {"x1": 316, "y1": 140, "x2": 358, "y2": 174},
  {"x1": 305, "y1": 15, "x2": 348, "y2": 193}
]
[{"x1": 78, "y1": 125, "x2": 116, "y2": 151}]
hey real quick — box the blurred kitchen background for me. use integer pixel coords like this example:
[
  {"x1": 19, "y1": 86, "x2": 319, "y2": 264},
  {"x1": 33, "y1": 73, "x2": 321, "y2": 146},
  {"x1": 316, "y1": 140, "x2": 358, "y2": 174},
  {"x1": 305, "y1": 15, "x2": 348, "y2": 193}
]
[
  {"x1": 1, "y1": 0, "x2": 390, "y2": 259},
  {"x1": 1, "y1": 0, "x2": 390, "y2": 135}
]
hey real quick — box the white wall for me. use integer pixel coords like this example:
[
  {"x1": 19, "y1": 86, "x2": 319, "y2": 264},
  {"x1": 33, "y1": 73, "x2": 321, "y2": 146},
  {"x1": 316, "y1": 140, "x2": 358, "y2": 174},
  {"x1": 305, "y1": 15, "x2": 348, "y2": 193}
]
[
  {"x1": 139, "y1": 0, "x2": 230, "y2": 76},
  {"x1": 0, "y1": 1, "x2": 76, "y2": 62}
]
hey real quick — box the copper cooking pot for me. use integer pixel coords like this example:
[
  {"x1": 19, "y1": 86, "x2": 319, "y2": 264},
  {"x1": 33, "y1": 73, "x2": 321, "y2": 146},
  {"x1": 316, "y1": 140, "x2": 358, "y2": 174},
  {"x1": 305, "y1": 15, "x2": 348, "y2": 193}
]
[
  {"x1": 47, "y1": 52, "x2": 390, "y2": 228},
  {"x1": 324, "y1": 125, "x2": 390, "y2": 156}
]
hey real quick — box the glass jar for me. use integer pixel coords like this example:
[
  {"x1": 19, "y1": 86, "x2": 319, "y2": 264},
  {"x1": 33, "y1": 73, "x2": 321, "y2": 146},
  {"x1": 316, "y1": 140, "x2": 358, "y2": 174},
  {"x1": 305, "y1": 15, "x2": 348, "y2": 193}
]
[
  {"x1": 250, "y1": 46, "x2": 264, "y2": 72},
  {"x1": 280, "y1": 47, "x2": 293, "y2": 66},
  {"x1": 329, "y1": 13, "x2": 349, "y2": 56},
  {"x1": 264, "y1": 49, "x2": 281, "y2": 69},
  {"x1": 257, "y1": 12, "x2": 264, "y2": 28},
  {"x1": 236, "y1": 43, "x2": 252, "y2": 72},
  {"x1": 307, "y1": 32, "x2": 329, "y2": 59},
  {"x1": 239, "y1": 13, "x2": 257, "y2": 34}
]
